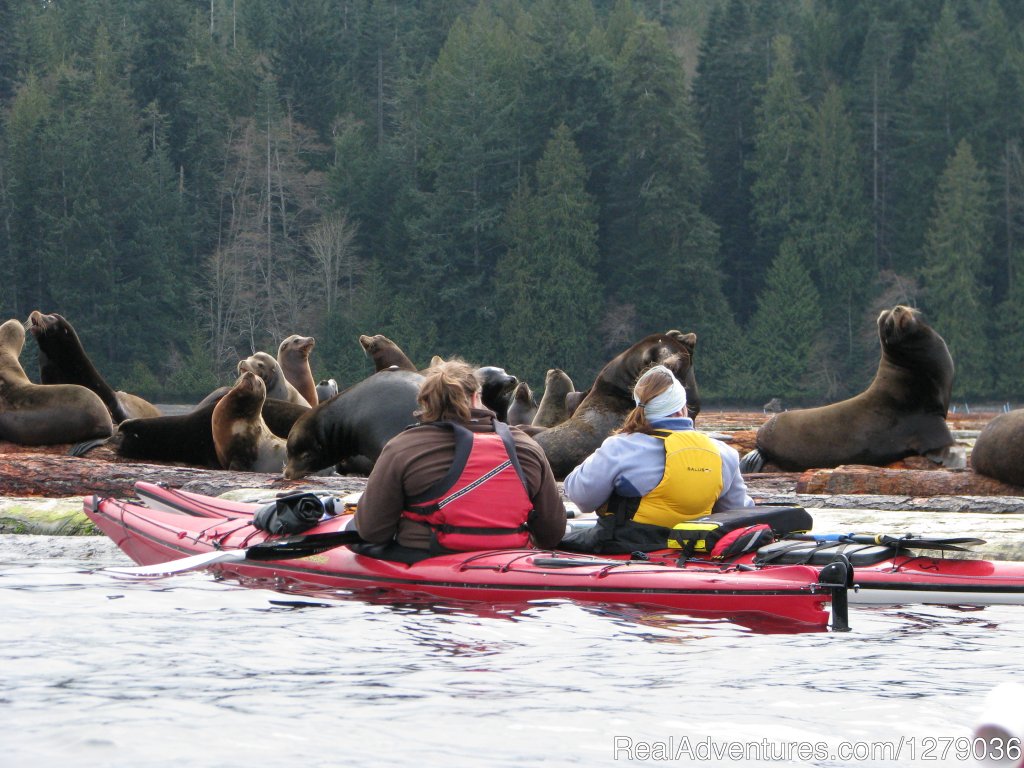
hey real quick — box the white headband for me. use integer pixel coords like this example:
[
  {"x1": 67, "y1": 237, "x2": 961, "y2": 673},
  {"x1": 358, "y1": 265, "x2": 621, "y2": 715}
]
[{"x1": 634, "y1": 365, "x2": 687, "y2": 419}]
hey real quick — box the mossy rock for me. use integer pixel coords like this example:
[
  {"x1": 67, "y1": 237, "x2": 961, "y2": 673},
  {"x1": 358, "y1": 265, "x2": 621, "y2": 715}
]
[{"x1": 0, "y1": 497, "x2": 98, "y2": 536}]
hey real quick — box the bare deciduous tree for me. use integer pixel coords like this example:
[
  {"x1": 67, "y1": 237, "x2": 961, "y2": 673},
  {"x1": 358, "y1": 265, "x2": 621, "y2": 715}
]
[{"x1": 306, "y1": 210, "x2": 361, "y2": 316}]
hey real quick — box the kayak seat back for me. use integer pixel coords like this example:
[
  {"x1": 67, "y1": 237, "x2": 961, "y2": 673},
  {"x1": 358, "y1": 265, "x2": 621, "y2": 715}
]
[
  {"x1": 754, "y1": 540, "x2": 897, "y2": 567},
  {"x1": 702, "y1": 506, "x2": 813, "y2": 537}
]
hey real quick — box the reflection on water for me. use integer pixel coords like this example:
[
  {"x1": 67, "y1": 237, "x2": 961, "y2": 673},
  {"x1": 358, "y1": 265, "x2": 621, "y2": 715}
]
[{"x1": 3, "y1": 534, "x2": 1024, "y2": 767}]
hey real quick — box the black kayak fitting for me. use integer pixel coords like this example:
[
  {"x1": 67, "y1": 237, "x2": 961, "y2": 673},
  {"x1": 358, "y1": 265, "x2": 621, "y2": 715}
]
[{"x1": 816, "y1": 554, "x2": 853, "y2": 632}]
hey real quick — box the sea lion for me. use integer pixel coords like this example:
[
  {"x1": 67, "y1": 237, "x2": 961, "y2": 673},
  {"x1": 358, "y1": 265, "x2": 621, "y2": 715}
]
[
  {"x1": 475, "y1": 366, "x2": 517, "y2": 422},
  {"x1": 533, "y1": 330, "x2": 698, "y2": 479},
  {"x1": 565, "y1": 390, "x2": 587, "y2": 419},
  {"x1": 316, "y1": 379, "x2": 339, "y2": 403},
  {"x1": 532, "y1": 369, "x2": 575, "y2": 428},
  {"x1": 211, "y1": 371, "x2": 288, "y2": 472},
  {"x1": 359, "y1": 334, "x2": 417, "y2": 372},
  {"x1": 111, "y1": 401, "x2": 221, "y2": 468},
  {"x1": 277, "y1": 334, "x2": 318, "y2": 409},
  {"x1": 0, "y1": 318, "x2": 113, "y2": 445},
  {"x1": 754, "y1": 305, "x2": 954, "y2": 471},
  {"x1": 110, "y1": 393, "x2": 308, "y2": 468},
  {"x1": 506, "y1": 381, "x2": 537, "y2": 427},
  {"x1": 970, "y1": 410, "x2": 1024, "y2": 486},
  {"x1": 194, "y1": 386, "x2": 308, "y2": 435},
  {"x1": 26, "y1": 310, "x2": 162, "y2": 422},
  {"x1": 284, "y1": 368, "x2": 422, "y2": 479},
  {"x1": 238, "y1": 351, "x2": 311, "y2": 408}
]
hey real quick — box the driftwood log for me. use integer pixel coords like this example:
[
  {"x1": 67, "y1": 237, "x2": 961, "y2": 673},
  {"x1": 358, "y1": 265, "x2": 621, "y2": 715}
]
[
  {"x1": 0, "y1": 451, "x2": 368, "y2": 500},
  {"x1": 796, "y1": 465, "x2": 1024, "y2": 497}
]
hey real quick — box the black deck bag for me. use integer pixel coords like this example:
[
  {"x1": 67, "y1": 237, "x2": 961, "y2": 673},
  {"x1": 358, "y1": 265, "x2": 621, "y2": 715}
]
[
  {"x1": 667, "y1": 506, "x2": 813, "y2": 556},
  {"x1": 253, "y1": 493, "x2": 334, "y2": 535}
]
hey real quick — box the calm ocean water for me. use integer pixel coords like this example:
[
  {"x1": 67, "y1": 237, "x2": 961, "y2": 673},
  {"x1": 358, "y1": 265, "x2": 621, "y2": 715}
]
[{"x1": 2, "y1": 532, "x2": 1023, "y2": 768}]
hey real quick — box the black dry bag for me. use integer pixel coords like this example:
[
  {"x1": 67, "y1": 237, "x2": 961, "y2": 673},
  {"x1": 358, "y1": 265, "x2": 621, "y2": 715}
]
[{"x1": 252, "y1": 493, "x2": 334, "y2": 535}]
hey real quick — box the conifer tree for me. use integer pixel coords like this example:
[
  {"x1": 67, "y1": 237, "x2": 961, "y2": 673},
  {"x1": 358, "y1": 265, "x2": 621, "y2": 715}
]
[
  {"x1": 606, "y1": 18, "x2": 739, "y2": 391},
  {"x1": 993, "y1": 264, "x2": 1024, "y2": 399},
  {"x1": 496, "y1": 124, "x2": 602, "y2": 387},
  {"x1": 1, "y1": 73, "x2": 52, "y2": 317},
  {"x1": 744, "y1": 239, "x2": 823, "y2": 401},
  {"x1": 409, "y1": 7, "x2": 522, "y2": 360},
  {"x1": 748, "y1": 35, "x2": 810, "y2": 277},
  {"x1": 895, "y1": 1, "x2": 997, "y2": 267},
  {"x1": 693, "y1": 0, "x2": 758, "y2": 311},
  {"x1": 921, "y1": 139, "x2": 992, "y2": 398},
  {"x1": 794, "y1": 85, "x2": 871, "y2": 389},
  {"x1": 849, "y1": 12, "x2": 902, "y2": 272}
]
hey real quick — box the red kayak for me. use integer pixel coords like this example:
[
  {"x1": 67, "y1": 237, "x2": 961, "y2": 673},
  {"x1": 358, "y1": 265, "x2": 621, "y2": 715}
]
[
  {"x1": 131, "y1": 481, "x2": 1024, "y2": 608},
  {"x1": 84, "y1": 491, "x2": 847, "y2": 630}
]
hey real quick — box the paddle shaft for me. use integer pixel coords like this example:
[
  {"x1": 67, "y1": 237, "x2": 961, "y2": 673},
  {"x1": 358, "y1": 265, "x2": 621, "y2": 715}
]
[{"x1": 787, "y1": 533, "x2": 985, "y2": 552}]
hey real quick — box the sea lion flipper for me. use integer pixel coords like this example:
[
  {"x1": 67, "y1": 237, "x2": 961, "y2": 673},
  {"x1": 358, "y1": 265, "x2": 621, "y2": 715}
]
[{"x1": 68, "y1": 437, "x2": 110, "y2": 457}]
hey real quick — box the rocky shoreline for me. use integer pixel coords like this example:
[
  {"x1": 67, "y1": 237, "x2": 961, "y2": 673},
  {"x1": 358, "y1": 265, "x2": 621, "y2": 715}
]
[{"x1": 3, "y1": 408, "x2": 1021, "y2": 536}]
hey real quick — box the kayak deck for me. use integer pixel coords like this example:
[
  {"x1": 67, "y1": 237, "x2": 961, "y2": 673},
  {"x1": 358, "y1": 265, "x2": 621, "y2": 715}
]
[{"x1": 85, "y1": 494, "x2": 840, "y2": 629}]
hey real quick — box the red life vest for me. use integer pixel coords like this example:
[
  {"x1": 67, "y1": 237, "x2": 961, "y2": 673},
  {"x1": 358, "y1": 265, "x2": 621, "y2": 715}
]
[{"x1": 401, "y1": 420, "x2": 534, "y2": 552}]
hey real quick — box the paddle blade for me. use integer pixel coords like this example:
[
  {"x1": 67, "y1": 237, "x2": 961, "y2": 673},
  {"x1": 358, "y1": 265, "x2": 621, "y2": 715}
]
[
  {"x1": 868, "y1": 534, "x2": 987, "y2": 551},
  {"x1": 107, "y1": 549, "x2": 246, "y2": 577},
  {"x1": 106, "y1": 529, "x2": 366, "y2": 577}
]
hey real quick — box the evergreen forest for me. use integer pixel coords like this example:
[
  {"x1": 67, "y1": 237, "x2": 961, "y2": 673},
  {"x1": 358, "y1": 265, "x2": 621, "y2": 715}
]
[{"x1": 2, "y1": 0, "x2": 1023, "y2": 406}]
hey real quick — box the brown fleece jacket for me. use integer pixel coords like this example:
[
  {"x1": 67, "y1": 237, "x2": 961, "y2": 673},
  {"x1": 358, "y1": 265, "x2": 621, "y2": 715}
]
[{"x1": 355, "y1": 409, "x2": 566, "y2": 550}]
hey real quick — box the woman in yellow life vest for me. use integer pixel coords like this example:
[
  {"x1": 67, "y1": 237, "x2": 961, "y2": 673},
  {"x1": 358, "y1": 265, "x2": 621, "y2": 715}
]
[{"x1": 562, "y1": 364, "x2": 753, "y2": 554}]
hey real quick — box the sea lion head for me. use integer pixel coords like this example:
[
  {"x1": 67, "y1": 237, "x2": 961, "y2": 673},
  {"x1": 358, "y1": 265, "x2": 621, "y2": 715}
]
[
  {"x1": 26, "y1": 311, "x2": 71, "y2": 341},
  {"x1": 316, "y1": 378, "x2": 339, "y2": 402},
  {"x1": 0, "y1": 318, "x2": 27, "y2": 357},
  {"x1": 359, "y1": 334, "x2": 386, "y2": 355},
  {"x1": 878, "y1": 305, "x2": 923, "y2": 348},
  {"x1": 284, "y1": 410, "x2": 327, "y2": 480},
  {"x1": 877, "y1": 305, "x2": 952, "y2": 370},
  {"x1": 589, "y1": 330, "x2": 697, "y2": 419},
  {"x1": 609, "y1": 330, "x2": 695, "y2": 396},
  {"x1": 238, "y1": 351, "x2": 279, "y2": 386},
  {"x1": 512, "y1": 381, "x2": 535, "y2": 407},
  {"x1": 223, "y1": 370, "x2": 267, "y2": 415},
  {"x1": 278, "y1": 334, "x2": 315, "y2": 360},
  {"x1": 544, "y1": 368, "x2": 573, "y2": 391},
  {"x1": 876, "y1": 305, "x2": 954, "y2": 411},
  {"x1": 475, "y1": 366, "x2": 518, "y2": 417}
]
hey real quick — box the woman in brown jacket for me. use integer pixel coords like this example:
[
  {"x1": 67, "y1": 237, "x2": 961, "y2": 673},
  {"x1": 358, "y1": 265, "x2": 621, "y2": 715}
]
[{"x1": 354, "y1": 359, "x2": 566, "y2": 562}]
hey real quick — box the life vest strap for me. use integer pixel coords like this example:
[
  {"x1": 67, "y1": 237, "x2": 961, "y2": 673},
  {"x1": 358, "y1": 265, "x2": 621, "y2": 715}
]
[{"x1": 435, "y1": 523, "x2": 530, "y2": 535}]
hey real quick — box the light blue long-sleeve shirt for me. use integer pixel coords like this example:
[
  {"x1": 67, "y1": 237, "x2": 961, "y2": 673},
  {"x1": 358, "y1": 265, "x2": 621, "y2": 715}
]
[{"x1": 562, "y1": 416, "x2": 754, "y2": 515}]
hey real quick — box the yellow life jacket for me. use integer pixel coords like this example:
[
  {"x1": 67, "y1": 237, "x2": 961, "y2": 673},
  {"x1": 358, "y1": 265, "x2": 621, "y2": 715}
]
[{"x1": 631, "y1": 429, "x2": 724, "y2": 528}]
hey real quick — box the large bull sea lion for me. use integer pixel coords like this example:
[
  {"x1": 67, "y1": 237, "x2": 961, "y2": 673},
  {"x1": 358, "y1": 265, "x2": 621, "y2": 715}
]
[
  {"x1": 0, "y1": 318, "x2": 113, "y2": 445},
  {"x1": 753, "y1": 305, "x2": 954, "y2": 471},
  {"x1": 27, "y1": 310, "x2": 161, "y2": 422},
  {"x1": 970, "y1": 411, "x2": 1024, "y2": 486},
  {"x1": 533, "y1": 330, "x2": 698, "y2": 479},
  {"x1": 284, "y1": 368, "x2": 422, "y2": 479}
]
